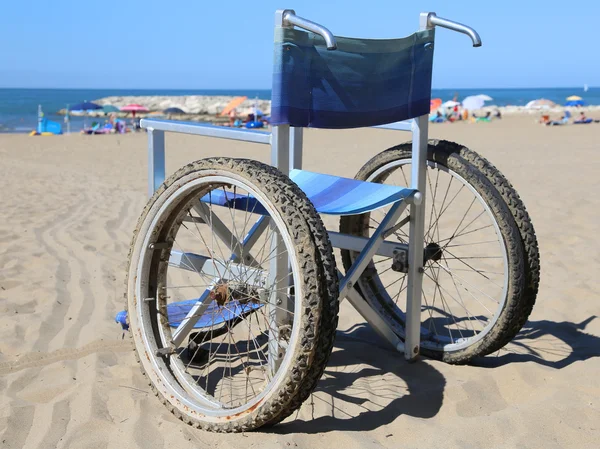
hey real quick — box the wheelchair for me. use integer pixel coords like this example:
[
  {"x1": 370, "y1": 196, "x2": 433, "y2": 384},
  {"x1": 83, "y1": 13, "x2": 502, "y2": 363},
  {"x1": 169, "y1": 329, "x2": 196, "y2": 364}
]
[{"x1": 115, "y1": 9, "x2": 539, "y2": 432}]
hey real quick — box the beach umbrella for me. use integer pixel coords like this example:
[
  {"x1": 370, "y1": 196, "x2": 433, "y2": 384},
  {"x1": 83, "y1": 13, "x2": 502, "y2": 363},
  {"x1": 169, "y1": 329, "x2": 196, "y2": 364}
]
[
  {"x1": 220, "y1": 96, "x2": 247, "y2": 116},
  {"x1": 462, "y1": 95, "x2": 487, "y2": 111},
  {"x1": 69, "y1": 101, "x2": 102, "y2": 129},
  {"x1": 430, "y1": 98, "x2": 442, "y2": 112},
  {"x1": 69, "y1": 102, "x2": 102, "y2": 112},
  {"x1": 441, "y1": 100, "x2": 460, "y2": 109},
  {"x1": 565, "y1": 100, "x2": 585, "y2": 107},
  {"x1": 163, "y1": 107, "x2": 186, "y2": 114},
  {"x1": 566, "y1": 95, "x2": 582, "y2": 101},
  {"x1": 120, "y1": 104, "x2": 149, "y2": 118},
  {"x1": 525, "y1": 99, "x2": 557, "y2": 109},
  {"x1": 474, "y1": 94, "x2": 493, "y2": 101},
  {"x1": 102, "y1": 104, "x2": 120, "y2": 113}
]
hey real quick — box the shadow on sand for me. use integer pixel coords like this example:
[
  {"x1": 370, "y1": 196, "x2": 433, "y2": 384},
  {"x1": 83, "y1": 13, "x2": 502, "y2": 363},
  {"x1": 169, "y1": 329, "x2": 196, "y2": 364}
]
[
  {"x1": 474, "y1": 316, "x2": 600, "y2": 369},
  {"x1": 270, "y1": 316, "x2": 599, "y2": 434},
  {"x1": 271, "y1": 323, "x2": 445, "y2": 434}
]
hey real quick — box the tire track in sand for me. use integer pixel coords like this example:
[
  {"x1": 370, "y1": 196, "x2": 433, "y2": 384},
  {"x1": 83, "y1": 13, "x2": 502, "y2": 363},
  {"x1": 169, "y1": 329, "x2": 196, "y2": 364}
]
[
  {"x1": 31, "y1": 185, "x2": 88, "y2": 353},
  {"x1": 0, "y1": 339, "x2": 132, "y2": 375},
  {"x1": 1, "y1": 175, "x2": 86, "y2": 447}
]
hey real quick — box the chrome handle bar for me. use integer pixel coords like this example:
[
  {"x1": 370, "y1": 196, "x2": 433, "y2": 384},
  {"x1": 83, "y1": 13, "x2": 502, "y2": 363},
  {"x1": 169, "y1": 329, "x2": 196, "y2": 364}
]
[
  {"x1": 279, "y1": 11, "x2": 481, "y2": 50},
  {"x1": 282, "y1": 11, "x2": 337, "y2": 50},
  {"x1": 422, "y1": 12, "x2": 482, "y2": 47}
]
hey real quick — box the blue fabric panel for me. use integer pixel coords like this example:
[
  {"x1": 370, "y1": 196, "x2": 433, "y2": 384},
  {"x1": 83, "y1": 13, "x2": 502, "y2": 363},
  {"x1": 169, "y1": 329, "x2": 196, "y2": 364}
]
[
  {"x1": 200, "y1": 190, "x2": 268, "y2": 215},
  {"x1": 115, "y1": 300, "x2": 263, "y2": 331},
  {"x1": 166, "y1": 299, "x2": 263, "y2": 328},
  {"x1": 271, "y1": 28, "x2": 435, "y2": 129}
]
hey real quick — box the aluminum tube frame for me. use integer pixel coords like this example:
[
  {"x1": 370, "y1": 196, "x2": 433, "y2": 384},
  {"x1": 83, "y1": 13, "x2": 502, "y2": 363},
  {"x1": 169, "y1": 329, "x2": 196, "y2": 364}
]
[
  {"x1": 271, "y1": 125, "x2": 290, "y2": 175},
  {"x1": 403, "y1": 115, "x2": 429, "y2": 361},
  {"x1": 231, "y1": 216, "x2": 269, "y2": 264},
  {"x1": 266, "y1": 12, "x2": 298, "y2": 374},
  {"x1": 342, "y1": 272, "x2": 405, "y2": 353},
  {"x1": 280, "y1": 10, "x2": 337, "y2": 50},
  {"x1": 328, "y1": 231, "x2": 408, "y2": 259},
  {"x1": 289, "y1": 127, "x2": 304, "y2": 171},
  {"x1": 422, "y1": 12, "x2": 482, "y2": 47},
  {"x1": 168, "y1": 250, "x2": 266, "y2": 286},
  {"x1": 168, "y1": 227, "x2": 414, "y2": 283},
  {"x1": 339, "y1": 200, "x2": 409, "y2": 299},
  {"x1": 168, "y1": 211, "x2": 270, "y2": 347},
  {"x1": 140, "y1": 119, "x2": 271, "y2": 144},
  {"x1": 192, "y1": 202, "x2": 262, "y2": 267},
  {"x1": 170, "y1": 283, "x2": 216, "y2": 347},
  {"x1": 142, "y1": 119, "x2": 271, "y2": 200},
  {"x1": 147, "y1": 128, "x2": 165, "y2": 198},
  {"x1": 373, "y1": 120, "x2": 414, "y2": 132}
]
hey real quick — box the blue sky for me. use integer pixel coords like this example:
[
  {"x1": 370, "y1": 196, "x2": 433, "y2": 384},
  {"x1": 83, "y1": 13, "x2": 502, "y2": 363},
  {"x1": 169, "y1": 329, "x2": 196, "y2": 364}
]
[{"x1": 0, "y1": 1, "x2": 597, "y2": 89}]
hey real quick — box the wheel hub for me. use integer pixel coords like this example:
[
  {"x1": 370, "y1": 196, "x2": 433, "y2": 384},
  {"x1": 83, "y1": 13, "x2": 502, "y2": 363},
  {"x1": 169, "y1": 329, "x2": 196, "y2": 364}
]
[
  {"x1": 210, "y1": 281, "x2": 261, "y2": 306},
  {"x1": 390, "y1": 242, "x2": 443, "y2": 273},
  {"x1": 210, "y1": 283, "x2": 230, "y2": 306},
  {"x1": 424, "y1": 242, "x2": 443, "y2": 263}
]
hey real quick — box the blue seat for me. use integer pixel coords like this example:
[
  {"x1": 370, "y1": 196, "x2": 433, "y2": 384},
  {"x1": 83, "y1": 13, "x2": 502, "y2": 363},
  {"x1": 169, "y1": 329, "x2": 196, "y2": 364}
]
[{"x1": 201, "y1": 169, "x2": 415, "y2": 216}]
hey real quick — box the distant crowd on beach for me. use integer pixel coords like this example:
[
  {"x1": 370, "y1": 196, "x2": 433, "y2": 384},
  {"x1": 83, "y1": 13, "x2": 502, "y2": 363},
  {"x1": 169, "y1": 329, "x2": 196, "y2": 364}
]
[
  {"x1": 224, "y1": 109, "x2": 270, "y2": 129},
  {"x1": 80, "y1": 114, "x2": 140, "y2": 135},
  {"x1": 428, "y1": 93, "x2": 599, "y2": 127},
  {"x1": 428, "y1": 94, "x2": 501, "y2": 124},
  {"x1": 430, "y1": 105, "x2": 502, "y2": 124},
  {"x1": 539, "y1": 110, "x2": 598, "y2": 126}
]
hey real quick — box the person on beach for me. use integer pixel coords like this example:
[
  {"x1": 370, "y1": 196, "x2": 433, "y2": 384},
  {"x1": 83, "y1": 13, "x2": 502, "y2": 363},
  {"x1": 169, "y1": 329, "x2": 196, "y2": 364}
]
[
  {"x1": 452, "y1": 105, "x2": 462, "y2": 121},
  {"x1": 475, "y1": 111, "x2": 492, "y2": 122},
  {"x1": 229, "y1": 108, "x2": 238, "y2": 126},
  {"x1": 574, "y1": 111, "x2": 592, "y2": 124}
]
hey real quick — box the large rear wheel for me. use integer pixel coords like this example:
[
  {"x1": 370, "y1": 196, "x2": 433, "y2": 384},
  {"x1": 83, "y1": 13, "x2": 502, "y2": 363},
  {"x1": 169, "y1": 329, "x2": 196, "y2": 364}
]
[
  {"x1": 126, "y1": 158, "x2": 339, "y2": 431},
  {"x1": 340, "y1": 141, "x2": 537, "y2": 364}
]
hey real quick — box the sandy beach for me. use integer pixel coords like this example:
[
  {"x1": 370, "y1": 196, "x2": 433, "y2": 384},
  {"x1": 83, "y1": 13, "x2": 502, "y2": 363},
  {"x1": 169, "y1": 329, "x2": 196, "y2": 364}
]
[{"x1": 1, "y1": 115, "x2": 599, "y2": 448}]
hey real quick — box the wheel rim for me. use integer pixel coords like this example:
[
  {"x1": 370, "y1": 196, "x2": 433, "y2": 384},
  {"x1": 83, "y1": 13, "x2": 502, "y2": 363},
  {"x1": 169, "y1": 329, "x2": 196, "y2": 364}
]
[
  {"x1": 134, "y1": 172, "x2": 302, "y2": 417},
  {"x1": 356, "y1": 158, "x2": 509, "y2": 353}
]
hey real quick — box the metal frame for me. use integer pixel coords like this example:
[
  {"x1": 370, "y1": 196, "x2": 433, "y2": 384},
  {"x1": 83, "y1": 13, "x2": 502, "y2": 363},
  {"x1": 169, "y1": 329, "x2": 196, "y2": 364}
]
[{"x1": 140, "y1": 10, "x2": 481, "y2": 362}]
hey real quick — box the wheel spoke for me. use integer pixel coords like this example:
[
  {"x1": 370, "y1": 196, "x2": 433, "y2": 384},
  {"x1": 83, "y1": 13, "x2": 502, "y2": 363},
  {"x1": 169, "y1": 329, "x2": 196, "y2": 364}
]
[
  {"x1": 348, "y1": 156, "x2": 510, "y2": 354},
  {"x1": 133, "y1": 173, "x2": 321, "y2": 417}
]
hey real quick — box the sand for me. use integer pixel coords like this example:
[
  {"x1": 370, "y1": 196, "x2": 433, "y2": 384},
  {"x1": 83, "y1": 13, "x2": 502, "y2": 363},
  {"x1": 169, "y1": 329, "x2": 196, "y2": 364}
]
[{"x1": 1, "y1": 116, "x2": 599, "y2": 448}]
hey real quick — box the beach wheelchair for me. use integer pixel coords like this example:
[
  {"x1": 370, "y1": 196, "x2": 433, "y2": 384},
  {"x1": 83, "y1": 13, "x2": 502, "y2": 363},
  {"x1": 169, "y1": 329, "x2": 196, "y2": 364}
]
[{"x1": 117, "y1": 10, "x2": 539, "y2": 432}]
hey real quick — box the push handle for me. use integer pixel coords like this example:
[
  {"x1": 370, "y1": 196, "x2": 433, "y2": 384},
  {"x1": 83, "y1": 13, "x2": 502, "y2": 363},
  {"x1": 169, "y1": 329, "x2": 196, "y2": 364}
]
[
  {"x1": 421, "y1": 12, "x2": 482, "y2": 47},
  {"x1": 280, "y1": 10, "x2": 337, "y2": 50}
]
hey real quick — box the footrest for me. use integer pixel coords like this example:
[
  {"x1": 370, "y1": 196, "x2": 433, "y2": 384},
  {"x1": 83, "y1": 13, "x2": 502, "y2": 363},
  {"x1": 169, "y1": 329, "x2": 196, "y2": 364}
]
[
  {"x1": 115, "y1": 300, "x2": 263, "y2": 331},
  {"x1": 201, "y1": 169, "x2": 415, "y2": 216}
]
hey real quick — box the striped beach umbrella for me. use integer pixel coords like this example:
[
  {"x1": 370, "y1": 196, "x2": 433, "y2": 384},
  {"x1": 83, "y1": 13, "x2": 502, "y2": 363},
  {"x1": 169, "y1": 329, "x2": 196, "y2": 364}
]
[{"x1": 121, "y1": 104, "x2": 149, "y2": 118}]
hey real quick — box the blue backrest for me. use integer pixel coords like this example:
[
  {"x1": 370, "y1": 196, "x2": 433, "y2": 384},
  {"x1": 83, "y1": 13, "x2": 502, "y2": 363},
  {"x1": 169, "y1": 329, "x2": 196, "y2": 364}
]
[{"x1": 271, "y1": 27, "x2": 435, "y2": 129}]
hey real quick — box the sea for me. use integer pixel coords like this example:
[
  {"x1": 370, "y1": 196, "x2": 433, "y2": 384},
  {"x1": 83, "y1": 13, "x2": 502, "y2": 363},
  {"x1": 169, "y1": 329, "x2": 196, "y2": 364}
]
[{"x1": 0, "y1": 87, "x2": 597, "y2": 133}]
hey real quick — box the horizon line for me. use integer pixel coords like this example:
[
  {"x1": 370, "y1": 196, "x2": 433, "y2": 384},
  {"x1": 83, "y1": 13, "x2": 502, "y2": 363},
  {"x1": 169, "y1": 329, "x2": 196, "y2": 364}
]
[{"x1": 0, "y1": 86, "x2": 595, "y2": 91}]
